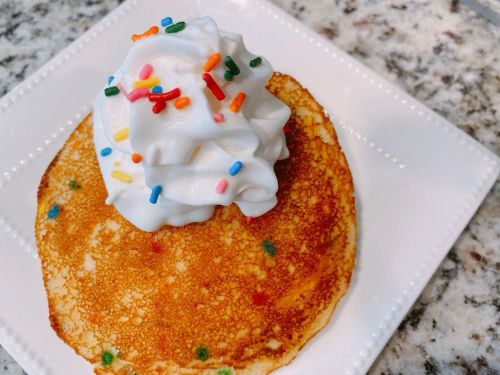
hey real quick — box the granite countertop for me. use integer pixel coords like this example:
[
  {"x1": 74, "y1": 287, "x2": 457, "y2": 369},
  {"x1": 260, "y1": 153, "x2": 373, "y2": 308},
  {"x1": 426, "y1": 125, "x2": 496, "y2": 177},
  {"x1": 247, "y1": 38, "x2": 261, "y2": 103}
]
[{"x1": 0, "y1": 0, "x2": 498, "y2": 374}]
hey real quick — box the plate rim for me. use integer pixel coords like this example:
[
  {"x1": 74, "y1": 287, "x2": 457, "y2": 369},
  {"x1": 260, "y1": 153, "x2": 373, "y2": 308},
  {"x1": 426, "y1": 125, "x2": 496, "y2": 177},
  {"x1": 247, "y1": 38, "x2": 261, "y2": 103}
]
[{"x1": 0, "y1": 0, "x2": 498, "y2": 374}]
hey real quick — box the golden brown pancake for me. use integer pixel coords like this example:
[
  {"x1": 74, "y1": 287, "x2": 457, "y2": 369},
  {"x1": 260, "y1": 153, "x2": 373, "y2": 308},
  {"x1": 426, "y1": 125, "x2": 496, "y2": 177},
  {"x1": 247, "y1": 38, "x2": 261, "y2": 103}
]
[{"x1": 35, "y1": 73, "x2": 356, "y2": 374}]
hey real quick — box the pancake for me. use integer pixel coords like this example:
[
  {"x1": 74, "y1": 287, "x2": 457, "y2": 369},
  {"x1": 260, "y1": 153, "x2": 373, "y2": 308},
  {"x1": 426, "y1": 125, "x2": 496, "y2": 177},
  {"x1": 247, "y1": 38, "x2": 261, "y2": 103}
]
[{"x1": 35, "y1": 73, "x2": 356, "y2": 374}]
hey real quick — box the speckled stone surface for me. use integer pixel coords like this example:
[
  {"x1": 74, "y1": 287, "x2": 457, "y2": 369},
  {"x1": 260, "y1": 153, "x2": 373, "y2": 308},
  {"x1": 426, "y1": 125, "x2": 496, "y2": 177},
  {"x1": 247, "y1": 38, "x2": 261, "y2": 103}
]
[{"x1": 0, "y1": 0, "x2": 499, "y2": 374}]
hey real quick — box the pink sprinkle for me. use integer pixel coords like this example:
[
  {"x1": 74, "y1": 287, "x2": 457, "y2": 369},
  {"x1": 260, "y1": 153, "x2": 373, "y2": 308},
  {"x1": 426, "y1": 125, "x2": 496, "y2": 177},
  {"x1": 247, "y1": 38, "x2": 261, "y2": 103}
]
[
  {"x1": 116, "y1": 83, "x2": 149, "y2": 102},
  {"x1": 117, "y1": 82, "x2": 127, "y2": 95},
  {"x1": 216, "y1": 179, "x2": 228, "y2": 194},
  {"x1": 128, "y1": 88, "x2": 150, "y2": 102},
  {"x1": 213, "y1": 112, "x2": 225, "y2": 123},
  {"x1": 139, "y1": 63, "x2": 153, "y2": 80}
]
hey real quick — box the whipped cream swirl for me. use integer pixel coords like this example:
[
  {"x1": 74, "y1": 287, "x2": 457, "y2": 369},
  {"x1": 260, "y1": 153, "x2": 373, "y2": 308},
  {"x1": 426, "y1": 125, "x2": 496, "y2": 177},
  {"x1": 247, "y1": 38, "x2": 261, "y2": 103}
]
[{"x1": 93, "y1": 17, "x2": 290, "y2": 231}]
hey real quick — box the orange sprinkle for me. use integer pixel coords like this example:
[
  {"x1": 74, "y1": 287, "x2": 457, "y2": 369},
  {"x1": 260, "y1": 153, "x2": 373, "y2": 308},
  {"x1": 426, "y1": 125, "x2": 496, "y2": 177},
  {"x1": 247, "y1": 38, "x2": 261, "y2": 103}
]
[
  {"x1": 203, "y1": 52, "x2": 221, "y2": 72},
  {"x1": 229, "y1": 92, "x2": 247, "y2": 113},
  {"x1": 174, "y1": 96, "x2": 191, "y2": 109},
  {"x1": 89, "y1": 313, "x2": 102, "y2": 324},
  {"x1": 131, "y1": 26, "x2": 159, "y2": 42},
  {"x1": 131, "y1": 153, "x2": 143, "y2": 163}
]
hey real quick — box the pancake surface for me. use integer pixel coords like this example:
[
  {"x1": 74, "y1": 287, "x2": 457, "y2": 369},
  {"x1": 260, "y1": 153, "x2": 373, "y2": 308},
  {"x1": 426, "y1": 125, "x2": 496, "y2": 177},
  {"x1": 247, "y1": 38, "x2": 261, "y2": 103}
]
[{"x1": 35, "y1": 73, "x2": 356, "y2": 374}]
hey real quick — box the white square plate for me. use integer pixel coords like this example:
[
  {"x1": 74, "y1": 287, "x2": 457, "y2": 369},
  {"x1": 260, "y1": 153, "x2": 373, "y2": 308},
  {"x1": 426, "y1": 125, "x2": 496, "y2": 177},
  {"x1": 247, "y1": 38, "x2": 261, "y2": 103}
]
[{"x1": 0, "y1": 0, "x2": 498, "y2": 374}]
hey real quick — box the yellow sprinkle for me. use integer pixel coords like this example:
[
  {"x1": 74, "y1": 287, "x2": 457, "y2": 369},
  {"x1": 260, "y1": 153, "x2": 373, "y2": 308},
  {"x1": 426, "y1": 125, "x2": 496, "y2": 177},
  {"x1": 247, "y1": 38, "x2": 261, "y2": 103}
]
[
  {"x1": 113, "y1": 161, "x2": 121, "y2": 167},
  {"x1": 132, "y1": 76, "x2": 160, "y2": 89},
  {"x1": 113, "y1": 128, "x2": 129, "y2": 142},
  {"x1": 39, "y1": 200, "x2": 48, "y2": 214},
  {"x1": 111, "y1": 170, "x2": 133, "y2": 183}
]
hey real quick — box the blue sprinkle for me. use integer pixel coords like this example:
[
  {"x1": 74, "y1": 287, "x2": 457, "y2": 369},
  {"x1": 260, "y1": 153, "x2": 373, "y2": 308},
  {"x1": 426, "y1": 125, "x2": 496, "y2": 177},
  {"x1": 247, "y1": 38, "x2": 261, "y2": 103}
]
[
  {"x1": 100, "y1": 147, "x2": 112, "y2": 157},
  {"x1": 47, "y1": 204, "x2": 60, "y2": 219},
  {"x1": 161, "y1": 17, "x2": 173, "y2": 27},
  {"x1": 149, "y1": 185, "x2": 162, "y2": 204},
  {"x1": 108, "y1": 75, "x2": 114, "y2": 85},
  {"x1": 151, "y1": 85, "x2": 163, "y2": 93},
  {"x1": 228, "y1": 161, "x2": 243, "y2": 176}
]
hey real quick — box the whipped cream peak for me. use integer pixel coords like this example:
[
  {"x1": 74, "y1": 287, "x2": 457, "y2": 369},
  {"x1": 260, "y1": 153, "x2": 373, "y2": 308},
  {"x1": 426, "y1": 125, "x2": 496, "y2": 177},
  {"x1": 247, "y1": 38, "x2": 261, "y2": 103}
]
[{"x1": 93, "y1": 17, "x2": 290, "y2": 231}]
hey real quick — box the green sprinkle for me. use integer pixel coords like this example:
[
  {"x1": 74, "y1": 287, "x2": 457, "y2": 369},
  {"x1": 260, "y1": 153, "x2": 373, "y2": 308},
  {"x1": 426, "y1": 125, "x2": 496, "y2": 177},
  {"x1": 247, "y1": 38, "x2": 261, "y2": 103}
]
[
  {"x1": 101, "y1": 351, "x2": 114, "y2": 366},
  {"x1": 262, "y1": 240, "x2": 276, "y2": 257},
  {"x1": 104, "y1": 86, "x2": 119, "y2": 96},
  {"x1": 224, "y1": 70, "x2": 234, "y2": 81},
  {"x1": 224, "y1": 56, "x2": 240, "y2": 76},
  {"x1": 165, "y1": 21, "x2": 186, "y2": 33},
  {"x1": 196, "y1": 346, "x2": 209, "y2": 361},
  {"x1": 249, "y1": 57, "x2": 262, "y2": 67},
  {"x1": 217, "y1": 367, "x2": 234, "y2": 375},
  {"x1": 69, "y1": 180, "x2": 81, "y2": 190}
]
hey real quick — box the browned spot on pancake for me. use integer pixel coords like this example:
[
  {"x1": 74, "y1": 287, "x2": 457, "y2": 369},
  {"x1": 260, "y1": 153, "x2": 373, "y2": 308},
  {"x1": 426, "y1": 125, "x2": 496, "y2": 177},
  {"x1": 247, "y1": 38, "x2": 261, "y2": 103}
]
[{"x1": 35, "y1": 73, "x2": 356, "y2": 374}]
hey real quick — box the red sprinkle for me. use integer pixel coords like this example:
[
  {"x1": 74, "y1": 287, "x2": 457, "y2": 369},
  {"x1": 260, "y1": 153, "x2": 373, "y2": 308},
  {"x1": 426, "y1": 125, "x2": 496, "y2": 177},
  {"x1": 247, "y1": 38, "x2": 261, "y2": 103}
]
[
  {"x1": 149, "y1": 88, "x2": 181, "y2": 102},
  {"x1": 283, "y1": 123, "x2": 291, "y2": 134},
  {"x1": 202, "y1": 73, "x2": 225, "y2": 101},
  {"x1": 245, "y1": 216, "x2": 254, "y2": 223},
  {"x1": 152, "y1": 101, "x2": 167, "y2": 114},
  {"x1": 152, "y1": 238, "x2": 163, "y2": 253},
  {"x1": 252, "y1": 292, "x2": 268, "y2": 306}
]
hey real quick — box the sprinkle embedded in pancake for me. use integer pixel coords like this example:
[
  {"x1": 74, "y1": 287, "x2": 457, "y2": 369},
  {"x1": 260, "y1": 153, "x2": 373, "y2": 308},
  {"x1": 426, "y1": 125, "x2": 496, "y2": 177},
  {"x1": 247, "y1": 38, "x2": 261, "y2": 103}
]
[{"x1": 35, "y1": 73, "x2": 356, "y2": 374}]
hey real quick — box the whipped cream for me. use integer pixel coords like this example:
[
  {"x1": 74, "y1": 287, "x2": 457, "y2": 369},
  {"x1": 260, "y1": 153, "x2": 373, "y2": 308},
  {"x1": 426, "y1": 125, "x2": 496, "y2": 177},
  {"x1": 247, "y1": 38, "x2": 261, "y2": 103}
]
[{"x1": 93, "y1": 17, "x2": 290, "y2": 231}]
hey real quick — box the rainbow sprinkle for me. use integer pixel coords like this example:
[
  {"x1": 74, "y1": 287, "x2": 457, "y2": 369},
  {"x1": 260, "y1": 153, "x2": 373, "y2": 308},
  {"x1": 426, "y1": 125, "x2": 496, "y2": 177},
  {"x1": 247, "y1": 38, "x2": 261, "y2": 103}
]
[
  {"x1": 148, "y1": 88, "x2": 181, "y2": 102},
  {"x1": 100, "y1": 147, "x2": 112, "y2": 156},
  {"x1": 223, "y1": 70, "x2": 234, "y2": 81},
  {"x1": 131, "y1": 153, "x2": 143, "y2": 163},
  {"x1": 126, "y1": 88, "x2": 150, "y2": 102},
  {"x1": 69, "y1": 180, "x2": 81, "y2": 190},
  {"x1": 224, "y1": 56, "x2": 240, "y2": 76},
  {"x1": 204, "y1": 52, "x2": 221, "y2": 72},
  {"x1": 216, "y1": 179, "x2": 228, "y2": 193},
  {"x1": 131, "y1": 25, "x2": 159, "y2": 41},
  {"x1": 196, "y1": 346, "x2": 209, "y2": 361},
  {"x1": 217, "y1": 368, "x2": 233, "y2": 375},
  {"x1": 228, "y1": 161, "x2": 243, "y2": 176},
  {"x1": 149, "y1": 185, "x2": 162, "y2": 204},
  {"x1": 151, "y1": 237, "x2": 163, "y2": 253},
  {"x1": 104, "y1": 86, "x2": 120, "y2": 96},
  {"x1": 262, "y1": 240, "x2": 276, "y2": 256},
  {"x1": 151, "y1": 85, "x2": 163, "y2": 93},
  {"x1": 174, "y1": 96, "x2": 191, "y2": 109},
  {"x1": 113, "y1": 128, "x2": 129, "y2": 142},
  {"x1": 152, "y1": 100, "x2": 167, "y2": 114},
  {"x1": 139, "y1": 63, "x2": 153, "y2": 80},
  {"x1": 111, "y1": 170, "x2": 133, "y2": 183},
  {"x1": 47, "y1": 204, "x2": 60, "y2": 219},
  {"x1": 252, "y1": 292, "x2": 268, "y2": 305},
  {"x1": 202, "y1": 73, "x2": 225, "y2": 101},
  {"x1": 213, "y1": 112, "x2": 225, "y2": 123},
  {"x1": 249, "y1": 57, "x2": 262, "y2": 67},
  {"x1": 161, "y1": 16, "x2": 173, "y2": 27},
  {"x1": 133, "y1": 76, "x2": 160, "y2": 89},
  {"x1": 229, "y1": 92, "x2": 247, "y2": 113},
  {"x1": 101, "y1": 351, "x2": 114, "y2": 367},
  {"x1": 165, "y1": 21, "x2": 186, "y2": 33}
]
